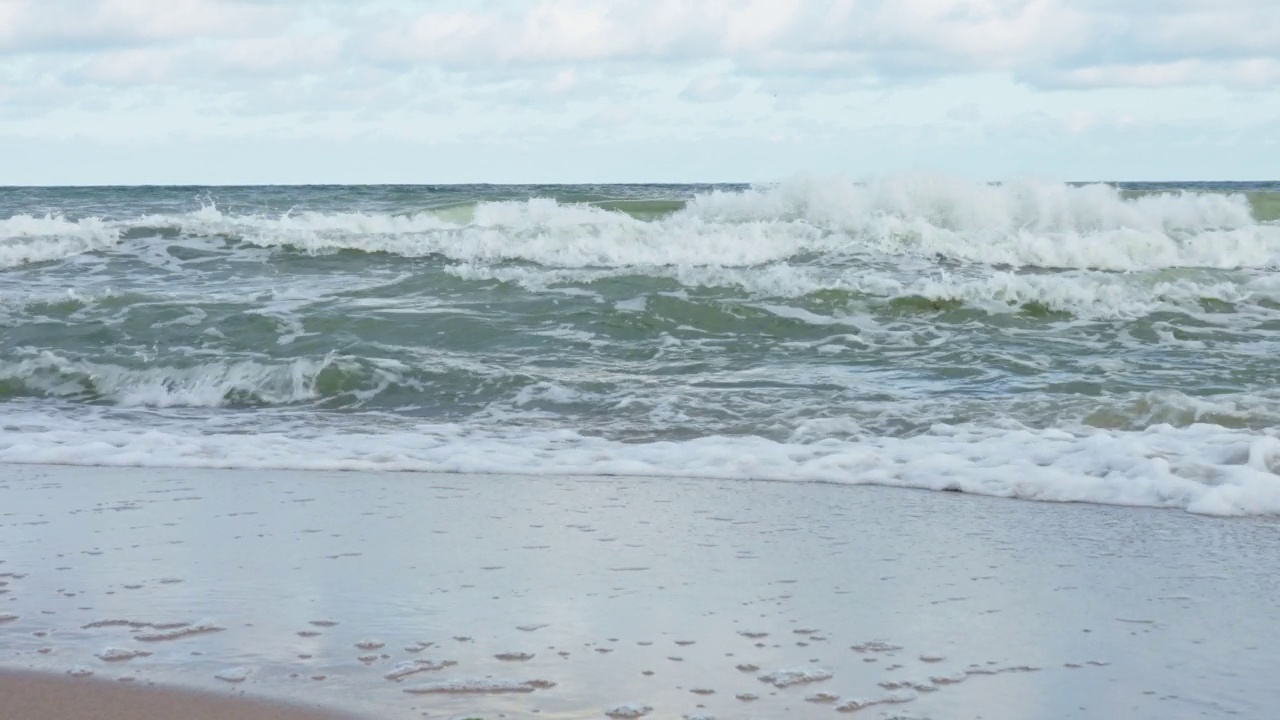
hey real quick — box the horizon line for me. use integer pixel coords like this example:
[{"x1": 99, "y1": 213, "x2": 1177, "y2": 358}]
[{"x1": 2, "y1": 179, "x2": 1277, "y2": 189}]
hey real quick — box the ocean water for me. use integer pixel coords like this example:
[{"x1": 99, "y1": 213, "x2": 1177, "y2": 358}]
[{"x1": 2, "y1": 175, "x2": 1279, "y2": 515}]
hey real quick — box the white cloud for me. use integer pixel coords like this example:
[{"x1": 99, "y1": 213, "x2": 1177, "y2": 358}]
[
  {"x1": 6, "y1": 1, "x2": 1280, "y2": 93},
  {"x1": 216, "y1": 33, "x2": 345, "y2": 77},
  {"x1": 0, "y1": 0, "x2": 294, "y2": 52},
  {"x1": 581, "y1": 103, "x2": 639, "y2": 128},
  {"x1": 75, "y1": 47, "x2": 181, "y2": 86},
  {"x1": 0, "y1": 0, "x2": 1279, "y2": 182},
  {"x1": 1043, "y1": 58, "x2": 1280, "y2": 91},
  {"x1": 680, "y1": 73, "x2": 742, "y2": 102},
  {"x1": 947, "y1": 103, "x2": 982, "y2": 123}
]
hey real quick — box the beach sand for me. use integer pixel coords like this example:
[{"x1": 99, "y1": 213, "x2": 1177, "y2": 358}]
[
  {"x1": 0, "y1": 668, "x2": 358, "y2": 720},
  {"x1": 1, "y1": 464, "x2": 1277, "y2": 719}
]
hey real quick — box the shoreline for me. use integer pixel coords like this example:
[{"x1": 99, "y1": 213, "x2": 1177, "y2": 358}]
[{"x1": 2, "y1": 464, "x2": 1278, "y2": 719}]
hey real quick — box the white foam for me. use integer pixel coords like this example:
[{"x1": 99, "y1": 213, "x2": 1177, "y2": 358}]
[
  {"x1": 444, "y1": 256, "x2": 1280, "y2": 323},
  {"x1": 214, "y1": 666, "x2": 252, "y2": 682},
  {"x1": 851, "y1": 641, "x2": 902, "y2": 653},
  {"x1": 834, "y1": 691, "x2": 918, "y2": 712},
  {"x1": 605, "y1": 704, "x2": 654, "y2": 718},
  {"x1": 403, "y1": 678, "x2": 554, "y2": 694},
  {"x1": 133, "y1": 623, "x2": 223, "y2": 641},
  {"x1": 94, "y1": 647, "x2": 151, "y2": 662},
  {"x1": 54, "y1": 176, "x2": 1278, "y2": 274},
  {"x1": 381, "y1": 176, "x2": 1274, "y2": 271},
  {"x1": 758, "y1": 666, "x2": 834, "y2": 687},
  {"x1": 0, "y1": 214, "x2": 120, "y2": 268},
  {"x1": 494, "y1": 652, "x2": 535, "y2": 661},
  {"x1": 0, "y1": 406, "x2": 1278, "y2": 516},
  {"x1": 0, "y1": 351, "x2": 360, "y2": 408}
]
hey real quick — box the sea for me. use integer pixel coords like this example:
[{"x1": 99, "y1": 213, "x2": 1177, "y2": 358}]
[{"x1": 2, "y1": 176, "x2": 1278, "y2": 515}]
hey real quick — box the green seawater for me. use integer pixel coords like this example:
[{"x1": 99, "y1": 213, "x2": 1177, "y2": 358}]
[{"x1": 1, "y1": 178, "x2": 1278, "y2": 513}]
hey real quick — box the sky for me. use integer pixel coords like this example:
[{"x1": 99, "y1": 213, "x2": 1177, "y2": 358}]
[{"x1": 1, "y1": 0, "x2": 1278, "y2": 184}]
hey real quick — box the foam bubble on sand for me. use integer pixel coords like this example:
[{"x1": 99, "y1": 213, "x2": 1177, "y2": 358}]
[
  {"x1": 970, "y1": 664, "x2": 1039, "y2": 675},
  {"x1": 880, "y1": 679, "x2": 938, "y2": 694},
  {"x1": 605, "y1": 704, "x2": 654, "y2": 718},
  {"x1": 495, "y1": 652, "x2": 535, "y2": 661},
  {"x1": 84, "y1": 619, "x2": 182, "y2": 630},
  {"x1": 403, "y1": 678, "x2": 555, "y2": 694},
  {"x1": 835, "y1": 691, "x2": 919, "y2": 713},
  {"x1": 214, "y1": 666, "x2": 252, "y2": 683},
  {"x1": 354, "y1": 639, "x2": 384, "y2": 650},
  {"x1": 736, "y1": 693, "x2": 758, "y2": 701},
  {"x1": 758, "y1": 666, "x2": 834, "y2": 687},
  {"x1": 850, "y1": 641, "x2": 905, "y2": 653},
  {"x1": 0, "y1": 613, "x2": 18, "y2": 622},
  {"x1": 65, "y1": 665, "x2": 94, "y2": 677},
  {"x1": 919, "y1": 653, "x2": 946, "y2": 663},
  {"x1": 94, "y1": 647, "x2": 152, "y2": 662},
  {"x1": 384, "y1": 659, "x2": 457, "y2": 681},
  {"x1": 134, "y1": 623, "x2": 223, "y2": 641},
  {"x1": 930, "y1": 671, "x2": 967, "y2": 685},
  {"x1": 806, "y1": 691, "x2": 841, "y2": 703}
]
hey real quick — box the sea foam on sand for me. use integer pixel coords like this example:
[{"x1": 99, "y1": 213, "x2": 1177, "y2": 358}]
[{"x1": 0, "y1": 464, "x2": 1277, "y2": 720}]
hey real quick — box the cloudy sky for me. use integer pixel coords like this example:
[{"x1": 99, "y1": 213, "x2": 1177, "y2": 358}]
[{"x1": 1, "y1": 0, "x2": 1278, "y2": 184}]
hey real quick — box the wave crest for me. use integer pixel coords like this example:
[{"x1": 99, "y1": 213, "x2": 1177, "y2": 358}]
[
  {"x1": 0, "y1": 410, "x2": 1275, "y2": 516},
  {"x1": 5, "y1": 176, "x2": 1279, "y2": 271},
  {"x1": 0, "y1": 353, "x2": 386, "y2": 408},
  {"x1": 0, "y1": 214, "x2": 120, "y2": 268},
  {"x1": 189, "y1": 176, "x2": 1280, "y2": 271}
]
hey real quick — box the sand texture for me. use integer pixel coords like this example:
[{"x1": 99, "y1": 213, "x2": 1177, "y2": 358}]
[
  {"x1": 0, "y1": 668, "x2": 358, "y2": 719},
  {"x1": 1, "y1": 464, "x2": 1278, "y2": 719}
]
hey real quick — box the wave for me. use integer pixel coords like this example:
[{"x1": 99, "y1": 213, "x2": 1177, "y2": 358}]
[
  {"x1": 7, "y1": 342, "x2": 1279, "y2": 433},
  {"x1": 0, "y1": 214, "x2": 120, "y2": 268},
  {"x1": 0, "y1": 408, "x2": 1275, "y2": 516},
  {"x1": 0, "y1": 353, "x2": 397, "y2": 408},
  {"x1": 5, "y1": 176, "x2": 1279, "y2": 272},
  {"x1": 202, "y1": 177, "x2": 1280, "y2": 271},
  {"x1": 448, "y1": 262, "x2": 1280, "y2": 321}
]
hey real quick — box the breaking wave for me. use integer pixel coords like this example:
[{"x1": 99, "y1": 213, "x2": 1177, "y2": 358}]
[
  {"x1": 0, "y1": 214, "x2": 120, "y2": 268},
  {"x1": 0, "y1": 408, "x2": 1276, "y2": 516},
  {"x1": 0, "y1": 353, "x2": 419, "y2": 408},
  {"x1": 4, "y1": 175, "x2": 1279, "y2": 271}
]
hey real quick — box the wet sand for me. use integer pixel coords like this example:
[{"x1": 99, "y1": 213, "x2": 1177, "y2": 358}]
[
  {"x1": 1, "y1": 464, "x2": 1278, "y2": 719},
  {"x1": 0, "y1": 668, "x2": 358, "y2": 720}
]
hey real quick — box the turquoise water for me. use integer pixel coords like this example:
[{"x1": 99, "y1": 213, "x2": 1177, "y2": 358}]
[{"x1": 2, "y1": 176, "x2": 1279, "y2": 514}]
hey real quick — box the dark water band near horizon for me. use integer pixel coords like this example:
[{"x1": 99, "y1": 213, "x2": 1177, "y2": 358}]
[{"x1": 2, "y1": 175, "x2": 1279, "y2": 515}]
